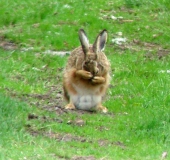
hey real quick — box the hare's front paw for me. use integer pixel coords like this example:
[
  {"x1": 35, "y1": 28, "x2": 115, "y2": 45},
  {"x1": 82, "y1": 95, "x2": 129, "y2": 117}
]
[
  {"x1": 76, "y1": 70, "x2": 93, "y2": 79},
  {"x1": 92, "y1": 76, "x2": 105, "y2": 84},
  {"x1": 65, "y1": 103, "x2": 76, "y2": 110}
]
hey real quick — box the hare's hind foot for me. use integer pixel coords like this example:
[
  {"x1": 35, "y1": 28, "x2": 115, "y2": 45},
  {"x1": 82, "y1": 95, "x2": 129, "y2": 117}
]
[
  {"x1": 96, "y1": 104, "x2": 108, "y2": 113},
  {"x1": 76, "y1": 70, "x2": 93, "y2": 79},
  {"x1": 65, "y1": 103, "x2": 76, "y2": 110}
]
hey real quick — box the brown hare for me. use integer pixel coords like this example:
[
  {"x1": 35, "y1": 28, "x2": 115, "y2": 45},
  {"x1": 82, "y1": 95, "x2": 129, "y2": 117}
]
[{"x1": 63, "y1": 29, "x2": 110, "y2": 113}]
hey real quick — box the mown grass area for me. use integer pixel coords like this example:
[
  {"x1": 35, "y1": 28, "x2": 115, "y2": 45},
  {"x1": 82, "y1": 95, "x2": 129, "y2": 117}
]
[{"x1": 0, "y1": 0, "x2": 170, "y2": 159}]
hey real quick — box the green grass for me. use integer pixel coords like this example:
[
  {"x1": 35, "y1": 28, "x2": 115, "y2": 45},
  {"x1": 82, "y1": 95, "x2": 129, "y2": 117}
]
[{"x1": 0, "y1": 0, "x2": 170, "y2": 159}]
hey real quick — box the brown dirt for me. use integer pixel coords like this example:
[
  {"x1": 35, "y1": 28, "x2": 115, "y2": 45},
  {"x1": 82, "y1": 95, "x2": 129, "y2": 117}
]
[
  {"x1": 110, "y1": 39, "x2": 170, "y2": 59},
  {"x1": 26, "y1": 118, "x2": 88, "y2": 143},
  {"x1": 26, "y1": 115, "x2": 126, "y2": 148},
  {"x1": 0, "y1": 36, "x2": 18, "y2": 50},
  {"x1": 71, "y1": 156, "x2": 96, "y2": 160}
]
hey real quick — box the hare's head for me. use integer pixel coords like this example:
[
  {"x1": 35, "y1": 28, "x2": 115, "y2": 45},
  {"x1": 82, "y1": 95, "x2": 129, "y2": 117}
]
[{"x1": 79, "y1": 29, "x2": 108, "y2": 76}]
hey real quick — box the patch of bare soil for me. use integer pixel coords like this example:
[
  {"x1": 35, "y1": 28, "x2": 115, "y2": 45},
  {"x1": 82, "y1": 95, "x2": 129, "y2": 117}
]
[
  {"x1": 6, "y1": 79, "x2": 114, "y2": 117},
  {"x1": 71, "y1": 156, "x2": 96, "y2": 160},
  {"x1": 0, "y1": 36, "x2": 17, "y2": 50},
  {"x1": 27, "y1": 113, "x2": 125, "y2": 147},
  {"x1": 26, "y1": 121, "x2": 100, "y2": 160},
  {"x1": 98, "y1": 139, "x2": 126, "y2": 149},
  {"x1": 132, "y1": 39, "x2": 170, "y2": 59},
  {"x1": 28, "y1": 113, "x2": 63, "y2": 123},
  {"x1": 145, "y1": 48, "x2": 170, "y2": 60},
  {"x1": 26, "y1": 114, "x2": 126, "y2": 150},
  {"x1": 26, "y1": 117, "x2": 87, "y2": 142},
  {"x1": 111, "y1": 39, "x2": 170, "y2": 59},
  {"x1": 6, "y1": 83, "x2": 66, "y2": 113}
]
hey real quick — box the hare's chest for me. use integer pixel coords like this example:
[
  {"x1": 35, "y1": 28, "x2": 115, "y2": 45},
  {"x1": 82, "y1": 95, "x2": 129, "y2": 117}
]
[{"x1": 73, "y1": 83, "x2": 99, "y2": 95}]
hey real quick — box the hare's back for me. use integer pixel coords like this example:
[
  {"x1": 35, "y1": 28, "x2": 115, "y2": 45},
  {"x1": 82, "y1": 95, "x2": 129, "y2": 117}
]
[{"x1": 65, "y1": 46, "x2": 85, "y2": 70}]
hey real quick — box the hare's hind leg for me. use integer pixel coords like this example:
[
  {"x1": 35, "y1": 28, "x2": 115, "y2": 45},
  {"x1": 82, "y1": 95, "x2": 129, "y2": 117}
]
[
  {"x1": 65, "y1": 101, "x2": 76, "y2": 110},
  {"x1": 63, "y1": 78, "x2": 77, "y2": 110},
  {"x1": 63, "y1": 88, "x2": 76, "y2": 110},
  {"x1": 96, "y1": 103, "x2": 108, "y2": 113}
]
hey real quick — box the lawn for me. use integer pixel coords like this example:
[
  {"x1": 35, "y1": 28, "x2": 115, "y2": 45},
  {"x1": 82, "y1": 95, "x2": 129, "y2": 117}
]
[{"x1": 0, "y1": 0, "x2": 170, "y2": 159}]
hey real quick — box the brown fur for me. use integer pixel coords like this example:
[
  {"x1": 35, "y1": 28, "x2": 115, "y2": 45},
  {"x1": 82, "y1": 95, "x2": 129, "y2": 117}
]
[{"x1": 63, "y1": 29, "x2": 110, "y2": 112}]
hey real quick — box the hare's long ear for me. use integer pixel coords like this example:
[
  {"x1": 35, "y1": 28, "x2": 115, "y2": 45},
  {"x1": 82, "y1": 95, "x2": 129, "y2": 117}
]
[
  {"x1": 79, "y1": 29, "x2": 89, "y2": 55},
  {"x1": 93, "y1": 29, "x2": 107, "y2": 53}
]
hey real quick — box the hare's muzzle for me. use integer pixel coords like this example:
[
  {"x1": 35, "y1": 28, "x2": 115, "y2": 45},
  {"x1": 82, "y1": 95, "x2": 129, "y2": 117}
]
[{"x1": 82, "y1": 60, "x2": 99, "y2": 76}]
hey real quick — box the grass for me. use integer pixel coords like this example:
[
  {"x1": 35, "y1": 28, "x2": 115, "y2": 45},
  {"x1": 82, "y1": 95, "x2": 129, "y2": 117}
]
[{"x1": 0, "y1": 0, "x2": 170, "y2": 159}]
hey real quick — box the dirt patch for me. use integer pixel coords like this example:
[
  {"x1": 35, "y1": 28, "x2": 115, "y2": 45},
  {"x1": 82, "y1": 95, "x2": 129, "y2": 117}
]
[
  {"x1": 7, "y1": 82, "x2": 65, "y2": 113},
  {"x1": 26, "y1": 122, "x2": 126, "y2": 149},
  {"x1": 67, "y1": 118, "x2": 85, "y2": 127},
  {"x1": 132, "y1": 39, "x2": 170, "y2": 59},
  {"x1": 0, "y1": 36, "x2": 18, "y2": 50},
  {"x1": 28, "y1": 113, "x2": 86, "y2": 127},
  {"x1": 6, "y1": 82, "x2": 114, "y2": 117},
  {"x1": 28, "y1": 113, "x2": 63, "y2": 123},
  {"x1": 145, "y1": 49, "x2": 170, "y2": 60},
  {"x1": 71, "y1": 156, "x2": 96, "y2": 160},
  {"x1": 98, "y1": 139, "x2": 126, "y2": 149},
  {"x1": 114, "y1": 40, "x2": 156, "y2": 52},
  {"x1": 28, "y1": 113, "x2": 39, "y2": 120},
  {"x1": 27, "y1": 113, "x2": 125, "y2": 150},
  {"x1": 97, "y1": 126, "x2": 110, "y2": 132},
  {"x1": 112, "y1": 39, "x2": 170, "y2": 59},
  {"x1": 26, "y1": 124, "x2": 87, "y2": 143}
]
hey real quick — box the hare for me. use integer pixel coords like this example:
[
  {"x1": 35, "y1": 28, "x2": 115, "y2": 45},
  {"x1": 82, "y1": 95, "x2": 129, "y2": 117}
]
[{"x1": 63, "y1": 29, "x2": 110, "y2": 113}]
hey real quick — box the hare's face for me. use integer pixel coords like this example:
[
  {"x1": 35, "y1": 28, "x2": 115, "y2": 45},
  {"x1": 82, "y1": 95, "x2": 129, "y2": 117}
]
[
  {"x1": 78, "y1": 29, "x2": 107, "y2": 76},
  {"x1": 82, "y1": 52, "x2": 99, "y2": 76},
  {"x1": 83, "y1": 59, "x2": 99, "y2": 76}
]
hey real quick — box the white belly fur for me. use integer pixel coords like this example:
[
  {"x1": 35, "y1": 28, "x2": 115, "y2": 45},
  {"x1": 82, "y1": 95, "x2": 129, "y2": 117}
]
[
  {"x1": 71, "y1": 95, "x2": 101, "y2": 111},
  {"x1": 71, "y1": 84, "x2": 102, "y2": 110}
]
